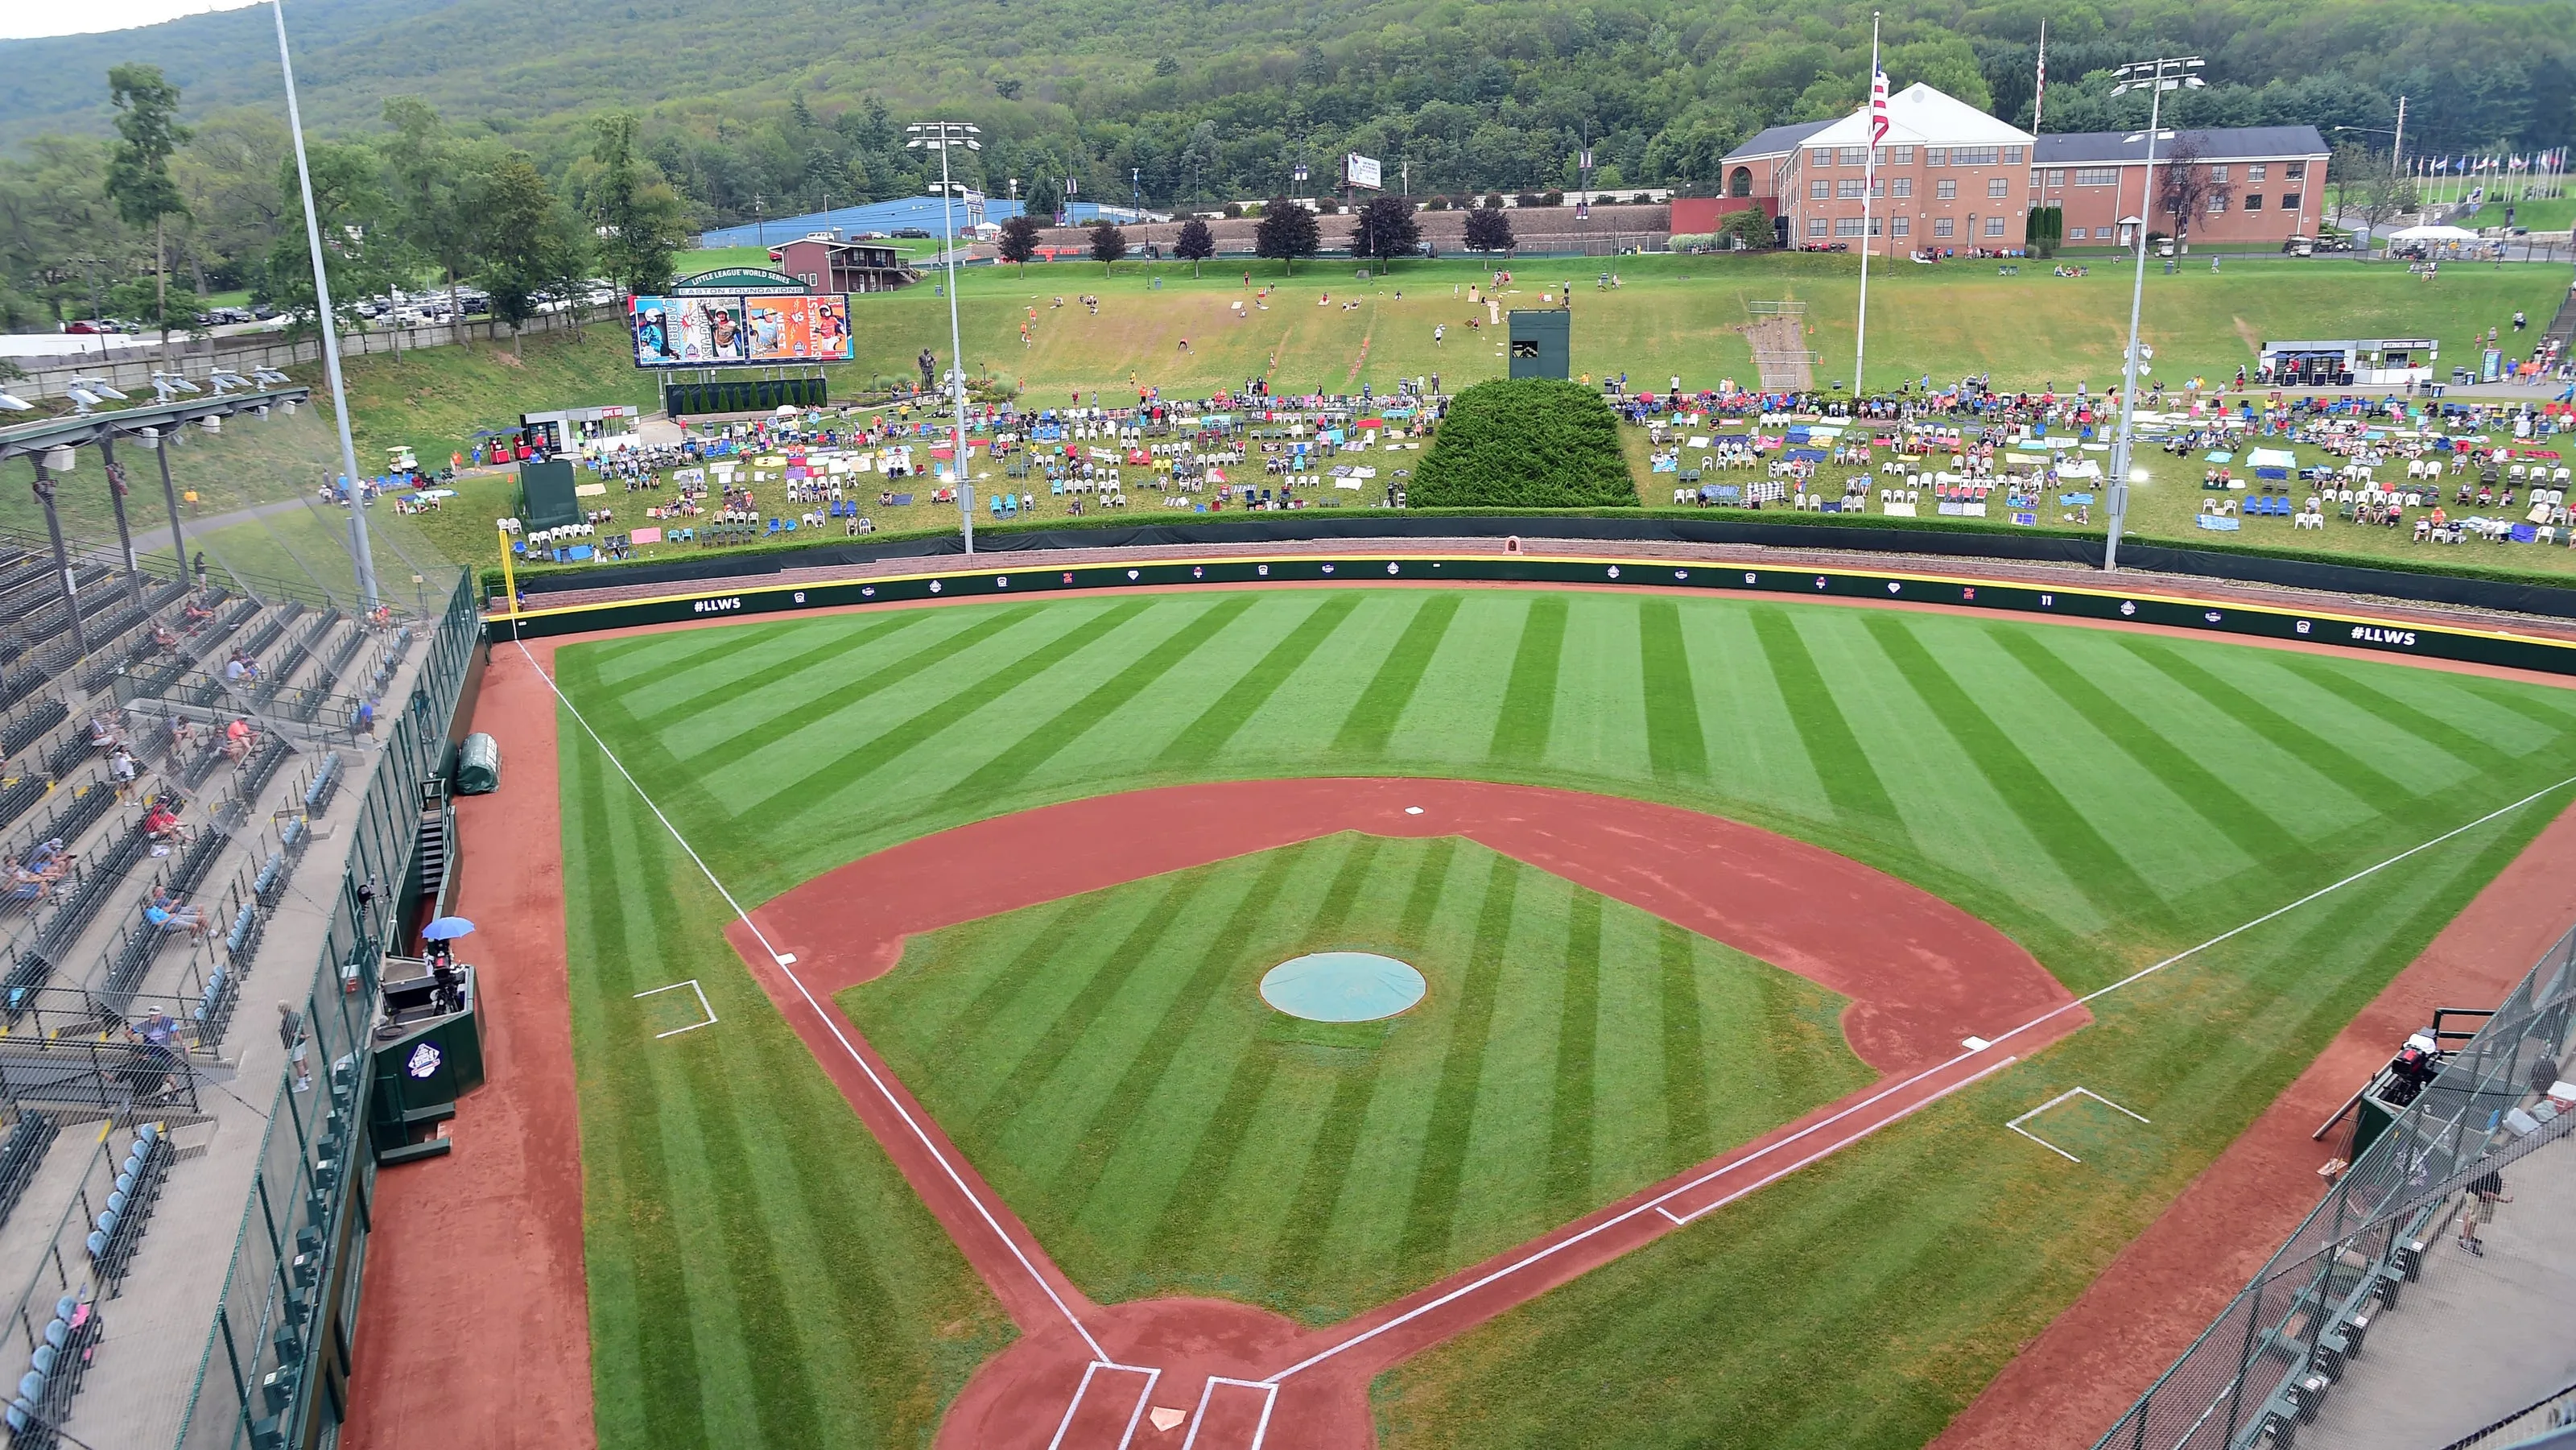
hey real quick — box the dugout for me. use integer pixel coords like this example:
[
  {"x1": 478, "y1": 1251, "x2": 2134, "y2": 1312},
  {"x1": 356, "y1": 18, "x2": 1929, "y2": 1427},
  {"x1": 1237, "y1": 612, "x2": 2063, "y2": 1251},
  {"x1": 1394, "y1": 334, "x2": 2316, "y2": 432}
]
[
  {"x1": 1508, "y1": 309, "x2": 1571, "y2": 379},
  {"x1": 516, "y1": 459, "x2": 584, "y2": 533}
]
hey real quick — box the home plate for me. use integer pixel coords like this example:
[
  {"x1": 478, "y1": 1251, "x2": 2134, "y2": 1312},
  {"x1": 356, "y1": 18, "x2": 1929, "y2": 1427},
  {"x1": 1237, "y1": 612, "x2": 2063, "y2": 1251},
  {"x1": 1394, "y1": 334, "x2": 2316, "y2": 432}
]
[{"x1": 1150, "y1": 1407, "x2": 1187, "y2": 1432}]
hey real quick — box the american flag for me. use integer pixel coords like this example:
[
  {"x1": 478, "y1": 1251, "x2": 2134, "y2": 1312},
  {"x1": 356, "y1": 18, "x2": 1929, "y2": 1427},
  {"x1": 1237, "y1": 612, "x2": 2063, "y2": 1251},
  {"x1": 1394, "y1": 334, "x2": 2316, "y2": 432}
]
[{"x1": 1869, "y1": 68, "x2": 1892, "y2": 148}]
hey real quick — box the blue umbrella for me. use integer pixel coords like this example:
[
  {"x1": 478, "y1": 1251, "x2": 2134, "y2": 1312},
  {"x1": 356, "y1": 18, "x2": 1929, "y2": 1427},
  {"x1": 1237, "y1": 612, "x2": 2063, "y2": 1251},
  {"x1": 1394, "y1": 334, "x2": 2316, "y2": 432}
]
[{"x1": 421, "y1": 917, "x2": 476, "y2": 941}]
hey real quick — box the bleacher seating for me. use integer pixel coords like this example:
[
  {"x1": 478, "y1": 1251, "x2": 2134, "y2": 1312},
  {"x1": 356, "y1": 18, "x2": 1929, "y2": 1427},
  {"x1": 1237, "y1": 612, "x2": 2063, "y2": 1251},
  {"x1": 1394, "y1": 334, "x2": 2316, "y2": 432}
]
[
  {"x1": 0, "y1": 1117, "x2": 59, "y2": 1232},
  {"x1": 84, "y1": 1124, "x2": 171, "y2": 1292},
  {"x1": 5, "y1": 1290, "x2": 100, "y2": 1448},
  {"x1": 0, "y1": 701, "x2": 66, "y2": 762}
]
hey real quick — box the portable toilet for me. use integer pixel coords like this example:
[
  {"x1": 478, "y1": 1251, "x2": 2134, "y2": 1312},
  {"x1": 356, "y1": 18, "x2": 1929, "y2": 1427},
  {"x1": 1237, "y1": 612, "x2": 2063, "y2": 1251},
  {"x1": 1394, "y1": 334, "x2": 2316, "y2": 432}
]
[{"x1": 455, "y1": 733, "x2": 501, "y2": 795}]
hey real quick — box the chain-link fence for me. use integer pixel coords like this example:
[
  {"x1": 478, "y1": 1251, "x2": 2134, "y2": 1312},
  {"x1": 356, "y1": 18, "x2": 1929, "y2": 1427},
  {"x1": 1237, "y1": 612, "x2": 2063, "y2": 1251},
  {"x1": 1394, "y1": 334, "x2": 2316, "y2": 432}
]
[{"x1": 2099, "y1": 925, "x2": 2576, "y2": 1450}]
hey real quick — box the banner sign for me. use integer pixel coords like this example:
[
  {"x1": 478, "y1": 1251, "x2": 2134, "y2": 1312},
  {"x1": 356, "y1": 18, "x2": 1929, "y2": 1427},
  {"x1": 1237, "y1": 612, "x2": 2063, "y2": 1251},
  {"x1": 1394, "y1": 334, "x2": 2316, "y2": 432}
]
[
  {"x1": 1344, "y1": 153, "x2": 1383, "y2": 190},
  {"x1": 630, "y1": 294, "x2": 852, "y2": 369}
]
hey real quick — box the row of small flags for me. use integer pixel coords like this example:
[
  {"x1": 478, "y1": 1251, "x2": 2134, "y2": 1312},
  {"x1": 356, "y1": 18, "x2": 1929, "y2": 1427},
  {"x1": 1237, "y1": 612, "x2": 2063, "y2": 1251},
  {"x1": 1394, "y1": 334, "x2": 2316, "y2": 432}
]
[{"x1": 2422, "y1": 149, "x2": 2566, "y2": 173}]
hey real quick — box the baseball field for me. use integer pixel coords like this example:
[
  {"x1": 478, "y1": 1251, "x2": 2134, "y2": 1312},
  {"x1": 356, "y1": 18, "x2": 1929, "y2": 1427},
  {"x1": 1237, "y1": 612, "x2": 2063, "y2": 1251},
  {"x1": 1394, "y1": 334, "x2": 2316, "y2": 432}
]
[{"x1": 524, "y1": 583, "x2": 2576, "y2": 1448}]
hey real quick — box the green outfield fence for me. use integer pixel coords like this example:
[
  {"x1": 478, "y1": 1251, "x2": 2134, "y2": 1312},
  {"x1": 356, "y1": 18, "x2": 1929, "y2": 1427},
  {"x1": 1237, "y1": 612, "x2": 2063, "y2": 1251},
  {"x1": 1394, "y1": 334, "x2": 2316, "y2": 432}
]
[
  {"x1": 2095, "y1": 923, "x2": 2576, "y2": 1450},
  {"x1": 173, "y1": 564, "x2": 477, "y2": 1450},
  {"x1": 485, "y1": 547, "x2": 2576, "y2": 680}
]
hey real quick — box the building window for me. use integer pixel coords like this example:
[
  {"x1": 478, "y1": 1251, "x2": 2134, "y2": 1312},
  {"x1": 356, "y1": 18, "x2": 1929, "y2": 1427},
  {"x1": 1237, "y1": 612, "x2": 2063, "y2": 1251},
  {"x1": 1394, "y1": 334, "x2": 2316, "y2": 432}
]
[
  {"x1": 2048, "y1": 169, "x2": 2067, "y2": 187},
  {"x1": 2246, "y1": 164, "x2": 2267, "y2": 182},
  {"x1": 2210, "y1": 165, "x2": 2228, "y2": 184},
  {"x1": 2281, "y1": 192, "x2": 2301, "y2": 213},
  {"x1": 1926, "y1": 147, "x2": 1948, "y2": 167},
  {"x1": 1891, "y1": 216, "x2": 1910, "y2": 237},
  {"x1": 2068, "y1": 226, "x2": 2087, "y2": 240},
  {"x1": 1835, "y1": 216, "x2": 1867, "y2": 237},
  {"x1": 1892, "y1": 177, "x2": 1913, "y2": 198},
  {"x1": 1889, "y1": 146, "x2": 1914, "y2": 165},
  {"x1": 1937, "y1": 178, "x2": 1958, "y2": 200},
  {"x1": 2285, "y1": 162, "x2": 2306, "y2": 180},
  {"x1": 2243, "y1": 193, "x2": 2264, "y2": 211},
  {"x1": 1810, "y1": 180, "x2": 1831, "y2": 200},
  {"x1": 1808, "y1": 217, "x2": 1831, "y2": 238},
  {"x1": 1955, "y1": 146, "x2": 2000, "y2": 166},
  {"x1": 2207, "y1": 192, "x2": 2227, "y2": 213},
  {"x1": 1840, "y1": 146, "x2": 1869, "y2": 167},
  {"x1": 1934, "y1": 218, "x2": 1955, "y2": 238},
  {"x1": 2074, "y1": 167, "x2": 2117, "y2": 186},
  {"x1": 1730, "y1": 166, "x2": 1752, "y2": 197},
  {"x1": 2004, "y1": 146, "x2": 2025, "y2": 164},
  {"x1": 1813, "y1": 148, "x2": 1834, "y2": 168},
  {"x1": 1988, "y1": 176, "x2": 2009, "y2": 198},
  {"x1": 1837, "y1": 179, "x2": 1866, "y2": 199},
  {"x1": 1984, "y1": 215, "x2": 2006, "y2": 238}
]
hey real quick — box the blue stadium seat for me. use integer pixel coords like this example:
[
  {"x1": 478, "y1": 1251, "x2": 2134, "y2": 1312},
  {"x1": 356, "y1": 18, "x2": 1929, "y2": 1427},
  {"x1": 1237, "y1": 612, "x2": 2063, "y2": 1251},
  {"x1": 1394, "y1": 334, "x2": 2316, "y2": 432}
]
[
  {"x1": 7, "y1": 1395, "x2": 29, "y2": 1431},
  {"x1": 16, "y1": 1371, "x2": 40, "y2": 1402},
  {"x1": 42, "y1": 1321, "x2": 64, "y2": 1353},
  {"x1": 30, "y1": 1347, "x2": 53, "y2": 1379}
]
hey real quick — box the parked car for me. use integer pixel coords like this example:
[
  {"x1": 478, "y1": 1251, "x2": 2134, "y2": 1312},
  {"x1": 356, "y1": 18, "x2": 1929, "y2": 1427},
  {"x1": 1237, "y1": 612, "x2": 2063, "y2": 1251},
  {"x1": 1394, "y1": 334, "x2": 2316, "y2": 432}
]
[
  {"x1": 61, "y1": 320, "x2": 106, "y2": 334},
  {"x1": 891, "y1": 226, "x2": 934, "y2": 238}
]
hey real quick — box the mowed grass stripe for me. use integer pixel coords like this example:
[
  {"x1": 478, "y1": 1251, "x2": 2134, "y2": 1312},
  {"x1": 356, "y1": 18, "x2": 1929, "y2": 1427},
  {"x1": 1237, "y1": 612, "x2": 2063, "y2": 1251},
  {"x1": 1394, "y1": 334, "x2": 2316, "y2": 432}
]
[
  {"x1": 1994, "y1": 628, "x2": 2310, "y2": 871},
  {"x1": 564, "y1": 737, "x2": 711, "y2": 1447},
  {"x1": 1158, "y1": 594, "x2": 1363, "y2": 769},
  {"x1": 2121, "y1": 640, "x2": 2418, "y2": 806},
  {"x1": 750, "y1": 601, "x2": 1154, "y2": 823},
  {"x1": 2269, "y1": 656, "x2": 2538, "y2": 778},
  {"x1": 1638, "y1": 598, "x2": 1708, "y2": 781},
  {"x1": 1657, "y1": 922, "x2": 1712, "y2": 1162},
  {"x1": 940, "y1": 595, "x2": 1258, "y2": 805},
  {"x1": 1748, "y1": 607, "x2": 1901, "y2": 828},
  {"x1": 1491, "y1": 595, "x2": 1570, "y2": 763},
  {"x1": 1548, "y1": 892, "x2": 1604, "y2": 1219},
  {"x1": 1398, "y1": 853, "x2": 1521, "y2": 1275},
  {"x1": 678, "y1": 604, "x2": 1036, "y2": 770},
  {"x1": 638, "y1": 612, "x2": 929, "y2": 732},
  {"x1": 1866, "y1": 616, "x2": 2171, "y2": 930},
  {"x1": 622, "y1": 794, "x2": 833, "y2": 1448},
  {"x1": 965, "y1": 866, "x2": 1211, "y2": 1139},
  {"x1": 1265, "y1": 837, "x2": 1448, "y2": 1289},
  {"x1": 1049, "y1": 849, "x2": 1311, "y2": 1213},
  {"x1": 1331, "y1": 593, "x2": 1463, "y2": 755},
  {"x1": 931, "y1": 896, "x2": 1109, "y2": 1047}
]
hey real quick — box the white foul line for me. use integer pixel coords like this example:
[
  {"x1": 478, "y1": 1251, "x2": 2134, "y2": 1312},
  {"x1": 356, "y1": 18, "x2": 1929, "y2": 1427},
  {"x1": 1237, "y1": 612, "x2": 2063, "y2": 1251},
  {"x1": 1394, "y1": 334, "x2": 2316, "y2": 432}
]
[
  {"x1": 632, "y1": 978, "x2": 718, "y2": 1038},
  {"x1": 2006, "y1": 1086, "x2": 2152, "y2": 1164},
  {"x1": 521, "y1": 641, "x2": 1111, "y2": 1364},
  {"x1": 1262, "y1": 770, "x2": 2576, "y2": 1384}
]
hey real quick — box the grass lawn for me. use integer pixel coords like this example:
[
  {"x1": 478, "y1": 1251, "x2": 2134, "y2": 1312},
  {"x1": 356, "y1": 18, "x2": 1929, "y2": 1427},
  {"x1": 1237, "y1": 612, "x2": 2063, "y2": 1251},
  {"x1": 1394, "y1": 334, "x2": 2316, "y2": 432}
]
[
  {"x1": 2457, "y1": 197, "x2": 2576, "y2": 233},
  {"x1": 552, "y1": 588, "x2": 2576, "y2": 1449},
  {"x1": 842, "y1": 835, "x2": 1868, "y2": 1325}
]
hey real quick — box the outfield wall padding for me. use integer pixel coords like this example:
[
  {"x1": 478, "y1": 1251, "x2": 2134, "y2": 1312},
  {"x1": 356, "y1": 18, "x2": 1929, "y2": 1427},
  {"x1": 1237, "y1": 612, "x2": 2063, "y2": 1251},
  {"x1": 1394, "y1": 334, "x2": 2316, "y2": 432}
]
[
  {"x1": 485, "y1": 547, "x2": 2576, "y2": 680},
  {"x1": 507, "y1": 514, "x2": 2576, "y2": 622}
]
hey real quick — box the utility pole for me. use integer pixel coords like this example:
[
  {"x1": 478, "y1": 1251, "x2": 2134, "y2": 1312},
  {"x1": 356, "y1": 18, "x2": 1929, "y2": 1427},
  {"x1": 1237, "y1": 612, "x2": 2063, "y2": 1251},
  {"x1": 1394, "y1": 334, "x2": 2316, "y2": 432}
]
[
  {"x1": 2103, "y1": 53, "x2": 2206, "y2": 572},
  {"x1": 909, "y1": 122, "x2": 985, "y2": 554}
]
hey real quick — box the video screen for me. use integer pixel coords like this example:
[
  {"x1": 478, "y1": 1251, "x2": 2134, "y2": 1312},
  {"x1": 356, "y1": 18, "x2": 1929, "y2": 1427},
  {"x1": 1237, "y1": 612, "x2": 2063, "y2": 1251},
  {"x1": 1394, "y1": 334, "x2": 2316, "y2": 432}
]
[{"x1": 631, "y1": 293, "x2": 850, "y2": 368}]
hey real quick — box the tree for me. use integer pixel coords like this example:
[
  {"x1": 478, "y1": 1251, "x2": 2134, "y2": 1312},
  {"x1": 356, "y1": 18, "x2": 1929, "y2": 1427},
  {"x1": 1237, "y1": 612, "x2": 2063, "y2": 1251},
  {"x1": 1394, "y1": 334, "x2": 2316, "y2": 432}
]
[
  {"x1": 1715, "y1": 206, "x2": 1772, "y2": 250},
  {"x1": 1088, "y1": 219, "x2": 1129, "y2": 273},
  {"x1": 996, "y1": 213, "x2": 1041, "y2": 273},
  {"x1": 1350, "y1": 194, "x2": 1422, "y2": 265},
  {"x1": 585, "y1": 111, "x2": 688, "y2": 296},
  {"x1": 1173, "y1": 217, "x2": 1214, "y2": 276},
  {"x1": 105, "y1": 64, "x2": 189, "y2": 341},
  {"x1": 477, "y1": 153, "x2": 586, "y2": 356},
  {"x1": 2154, "y1": 137, "x2": 2229, "y2": 253},
  {"x1": 263, "y1": 140, "x2": 398, "y2": 341},
  {"x1": 1412, "y1": 378, "x2": 1634, "y2": 507},
  {"x1": 2025, "y1": 204, "x2": 2063, "y2": 258},
  {"x1": 1463, "y1": 201, "x2": 1515, "y2": 252},
  {"x1": 380, "y1": 97, "x2": 485, "y2": 328},
  {"x1": 1253, "y1": 196, "x2": 1319, "y2": 273}
]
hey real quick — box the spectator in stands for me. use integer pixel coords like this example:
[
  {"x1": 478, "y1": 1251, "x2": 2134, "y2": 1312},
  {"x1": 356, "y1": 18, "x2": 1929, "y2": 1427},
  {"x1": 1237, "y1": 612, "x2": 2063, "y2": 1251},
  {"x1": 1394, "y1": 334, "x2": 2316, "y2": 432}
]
[
  {"x1": 88, "y1": 713, "x2": 123, "y2": 751},
  {"x1": 150, "y1": 618, "x2": 180, "y2": 652},
  {"x1": 142, "y1": 800, "x2": 184, "y2": 844},
  {"x1": 143, "y1": 890, "x2": 207, "y2": 940},
  {"x1": 278, "y1": 1002, "x2": 311, "y2": 1093},
  {"x1": 25, "y1": 838, "x2": 69, "y2": 880},
  {"x1": 3, "y1": 856, "x2": 53, "y2": 906},
  {"x1": 221, "y1": 719, "x2": 255, "y2": 764},
  {"x1": 108, "y1": 746, "x2": 139, "y2": 799}
]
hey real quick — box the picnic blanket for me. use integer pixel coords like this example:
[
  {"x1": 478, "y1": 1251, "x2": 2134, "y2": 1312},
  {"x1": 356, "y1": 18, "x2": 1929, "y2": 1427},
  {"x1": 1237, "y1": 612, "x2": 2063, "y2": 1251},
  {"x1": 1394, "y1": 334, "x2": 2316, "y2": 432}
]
[{"x1": 2204, "y1": 451, "x2": 2235, "y2": 464}]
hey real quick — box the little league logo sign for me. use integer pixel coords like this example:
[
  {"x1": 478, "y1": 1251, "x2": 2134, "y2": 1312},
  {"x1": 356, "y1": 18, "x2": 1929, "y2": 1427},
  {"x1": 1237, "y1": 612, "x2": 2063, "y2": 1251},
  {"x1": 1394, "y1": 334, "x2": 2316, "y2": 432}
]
[{"x1": 406, "y1": 1042, "x2": 444, "y2": 1080}]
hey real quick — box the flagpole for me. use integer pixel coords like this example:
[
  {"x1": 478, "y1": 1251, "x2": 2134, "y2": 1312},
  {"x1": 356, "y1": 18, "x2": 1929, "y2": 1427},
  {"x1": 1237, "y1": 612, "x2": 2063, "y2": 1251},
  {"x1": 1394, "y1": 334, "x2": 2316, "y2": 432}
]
[
  {"x1": 2033, "y1": 19, "x2": 2046, "y2": 134},
  {"x1": 1853, "y1": 10, "x2": 1881, "y2": 401}
]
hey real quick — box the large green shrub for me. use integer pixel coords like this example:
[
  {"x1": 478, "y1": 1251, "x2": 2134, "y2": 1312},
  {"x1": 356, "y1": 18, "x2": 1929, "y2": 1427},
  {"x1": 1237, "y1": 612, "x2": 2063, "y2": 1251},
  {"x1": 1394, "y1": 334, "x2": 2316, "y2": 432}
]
[{"x1": 1411, "y1": 378, "x2": 1637, "y2": 508}]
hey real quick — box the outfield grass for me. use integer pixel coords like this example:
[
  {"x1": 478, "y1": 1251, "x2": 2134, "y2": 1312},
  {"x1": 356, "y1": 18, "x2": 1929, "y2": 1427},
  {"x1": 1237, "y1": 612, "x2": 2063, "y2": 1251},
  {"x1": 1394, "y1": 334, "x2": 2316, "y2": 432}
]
[
  {"x1": 844, "y1": 835, "x2": 1868, "y2": 1324},
  {"x1": 553, "y1": 589, "x2": 2576, "y2": 1449}
]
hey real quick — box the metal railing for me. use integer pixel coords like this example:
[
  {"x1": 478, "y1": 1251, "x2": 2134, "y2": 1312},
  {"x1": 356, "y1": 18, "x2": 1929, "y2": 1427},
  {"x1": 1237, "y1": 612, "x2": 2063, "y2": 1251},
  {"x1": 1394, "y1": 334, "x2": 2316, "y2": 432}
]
[{"x1": 2099, "y1": 923, "x2": 2576, "y2": 1450}]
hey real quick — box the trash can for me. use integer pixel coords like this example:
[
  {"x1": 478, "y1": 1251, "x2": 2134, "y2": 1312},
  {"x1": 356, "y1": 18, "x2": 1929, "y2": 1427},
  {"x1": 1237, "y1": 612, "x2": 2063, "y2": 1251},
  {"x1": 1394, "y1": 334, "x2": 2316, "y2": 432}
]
[{"x1": 455, "y1": 733, "x2": 501, "y2": 795}]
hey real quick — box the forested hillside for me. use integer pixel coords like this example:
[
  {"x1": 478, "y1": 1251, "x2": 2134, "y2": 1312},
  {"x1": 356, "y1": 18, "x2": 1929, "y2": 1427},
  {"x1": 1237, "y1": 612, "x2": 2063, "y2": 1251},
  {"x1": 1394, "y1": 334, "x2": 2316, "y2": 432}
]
[{"x1": 2, "y1": 0, "x2": 2570, "y2": 330}]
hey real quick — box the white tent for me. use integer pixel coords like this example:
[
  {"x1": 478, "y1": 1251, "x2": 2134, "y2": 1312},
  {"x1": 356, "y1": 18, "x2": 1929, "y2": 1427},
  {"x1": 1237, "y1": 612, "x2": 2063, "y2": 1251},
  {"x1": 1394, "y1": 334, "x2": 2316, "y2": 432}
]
[{"x1": 2387, "y1": 224, "x2": 2479, "y2": 242}]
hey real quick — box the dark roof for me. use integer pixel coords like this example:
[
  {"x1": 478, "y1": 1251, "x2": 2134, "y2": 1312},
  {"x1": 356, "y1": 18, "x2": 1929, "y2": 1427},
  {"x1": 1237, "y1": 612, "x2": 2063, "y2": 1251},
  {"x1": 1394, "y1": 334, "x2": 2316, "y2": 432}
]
[
  {"x1": 1722, "y1": 120, "x2": 1833, "y2": 165},
  {"x1": 2034, "y1": 126, "x2": 2329, "y2": 165}
]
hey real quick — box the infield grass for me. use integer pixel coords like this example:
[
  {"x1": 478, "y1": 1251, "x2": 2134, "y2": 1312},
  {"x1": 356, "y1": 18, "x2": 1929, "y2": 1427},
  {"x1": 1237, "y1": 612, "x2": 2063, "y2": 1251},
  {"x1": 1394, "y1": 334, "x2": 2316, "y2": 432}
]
[{"x1": 553, "y1": 589, "x2": 2576, "y2": 1449}]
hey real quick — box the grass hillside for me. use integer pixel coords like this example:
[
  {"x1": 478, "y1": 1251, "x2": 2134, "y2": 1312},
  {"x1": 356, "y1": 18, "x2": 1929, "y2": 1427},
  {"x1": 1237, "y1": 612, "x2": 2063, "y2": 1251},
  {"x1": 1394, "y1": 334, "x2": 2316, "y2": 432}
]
[{"x1": 558, "y1": 589, "x2": 2576, "y2": 1448}]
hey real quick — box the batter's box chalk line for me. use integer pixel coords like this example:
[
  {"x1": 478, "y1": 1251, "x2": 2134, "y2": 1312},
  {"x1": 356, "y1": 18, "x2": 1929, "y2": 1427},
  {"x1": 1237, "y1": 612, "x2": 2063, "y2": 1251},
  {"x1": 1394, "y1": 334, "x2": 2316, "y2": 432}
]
[
  {"x1": 1181, "y1": 1378, "x2": 1278, "y2": 1450},
  {"x1": 2006, "y1": 1087, "x2": 2149, "y2": 1164},
  {"x1": 1047, "y1": 1361, "x2": 1162, "y2": 1450},
  {"x1": 632, "y1": 979, "x2": 718, "y2": 1039}
]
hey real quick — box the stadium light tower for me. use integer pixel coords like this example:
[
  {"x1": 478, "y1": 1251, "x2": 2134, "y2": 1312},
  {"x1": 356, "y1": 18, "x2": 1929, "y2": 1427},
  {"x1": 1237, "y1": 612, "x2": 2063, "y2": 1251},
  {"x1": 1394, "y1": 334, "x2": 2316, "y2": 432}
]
[
  {"x1": 271, "y1": 0, "x2": 377, "y2": 606},
  {"x1": 2102, "y1": 53, "x2": 2204, "y2": 572},
  {"x1": 909, "y1": 122, "x2": 984, "y2": 554}
]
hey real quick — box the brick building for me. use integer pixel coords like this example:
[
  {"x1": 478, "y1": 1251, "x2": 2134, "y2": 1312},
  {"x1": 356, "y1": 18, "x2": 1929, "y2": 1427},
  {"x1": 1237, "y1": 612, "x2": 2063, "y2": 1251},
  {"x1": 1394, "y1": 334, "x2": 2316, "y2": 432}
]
[{"x1": 1718, "y1": 84, "x2": 2327, "y2": 253}]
